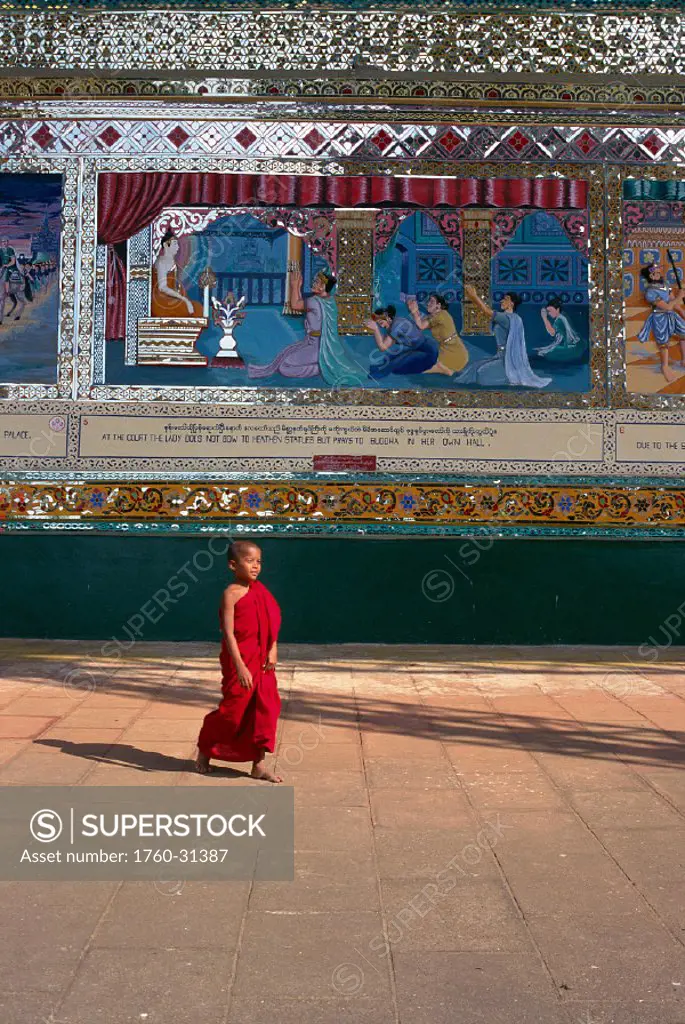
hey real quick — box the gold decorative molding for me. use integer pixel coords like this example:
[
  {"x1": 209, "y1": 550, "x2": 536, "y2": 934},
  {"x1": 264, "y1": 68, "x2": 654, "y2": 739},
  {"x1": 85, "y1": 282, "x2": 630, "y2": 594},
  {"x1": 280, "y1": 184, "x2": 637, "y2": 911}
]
[
  {"x1": 1, "y1": 480, "x2": 685, "y2": 532},
  {"x1": 461, "y1": 209, "x2": 493, "y2": 336},
  {"x1": 335, "y1": 209, "x2": 375, "y2": 335}
]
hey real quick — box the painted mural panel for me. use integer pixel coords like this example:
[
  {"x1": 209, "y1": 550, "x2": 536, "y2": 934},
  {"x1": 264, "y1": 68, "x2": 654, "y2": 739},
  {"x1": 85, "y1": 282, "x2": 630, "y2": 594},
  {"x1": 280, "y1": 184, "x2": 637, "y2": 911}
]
[
  {"x1": 623, "y1": 180, "x2": 685, "y2": 396},
  {"x1": 99, "y1": 172, "x2": 591, "y2": 395},
  {"x1": 0, "y1": 174, "x2": 61, "y2": 386}
]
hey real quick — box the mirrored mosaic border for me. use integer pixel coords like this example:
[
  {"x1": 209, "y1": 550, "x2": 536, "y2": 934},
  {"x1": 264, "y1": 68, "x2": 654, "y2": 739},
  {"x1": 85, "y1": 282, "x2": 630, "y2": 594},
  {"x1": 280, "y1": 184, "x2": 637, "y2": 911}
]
[
  {"x1": 1, "y1": 79, "x2": 685, "y2": 125},
  {"x1": 2, "y1": 9, "x2": 685, "y2": 78},
  {"x1": 4, "y1": 1, "x2": 682, "y2": 11},
  {"x1": 3, "y1": 113, "x2": 685, "y2": 167}
]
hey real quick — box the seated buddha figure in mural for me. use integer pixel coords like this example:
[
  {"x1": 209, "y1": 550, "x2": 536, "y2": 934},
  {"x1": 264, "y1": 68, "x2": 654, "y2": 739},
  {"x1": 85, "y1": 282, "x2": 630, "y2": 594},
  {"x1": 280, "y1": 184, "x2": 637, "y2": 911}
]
[
  {"x1": 248, "y1": 269, "x2": 367, "y2": 386},
  {"x1": 455, "y1": 285, "x2": 551, "y2": 389},
  {"x1": 151, "y1": 229, "x2": 203, "y2": 319},
  {"x1": 636, "y1": 261, "x2": 685, "y2": 383}
]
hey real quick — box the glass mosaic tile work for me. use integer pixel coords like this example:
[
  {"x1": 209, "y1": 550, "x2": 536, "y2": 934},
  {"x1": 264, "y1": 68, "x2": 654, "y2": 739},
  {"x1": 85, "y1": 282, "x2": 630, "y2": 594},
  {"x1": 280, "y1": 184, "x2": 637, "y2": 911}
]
[{"x1": 2, "y1": 2, "x2": 685, "y2": 535}]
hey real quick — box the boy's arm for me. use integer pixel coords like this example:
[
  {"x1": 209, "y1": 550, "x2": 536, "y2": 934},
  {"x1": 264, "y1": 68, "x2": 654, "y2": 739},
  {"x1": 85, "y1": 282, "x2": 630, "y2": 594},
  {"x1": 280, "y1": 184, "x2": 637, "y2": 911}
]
[
  {"x1": 264, "y1": 641, "x2": 278, "y2": 673},
  {"x1": 220, "y1": 587, "x2": 253, "y2": 688}
]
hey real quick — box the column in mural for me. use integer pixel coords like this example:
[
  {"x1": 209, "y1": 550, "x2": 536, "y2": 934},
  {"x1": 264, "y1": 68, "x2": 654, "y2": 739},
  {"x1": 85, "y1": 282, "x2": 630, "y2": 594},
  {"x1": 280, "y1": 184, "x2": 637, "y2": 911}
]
[
  {"x1": 461, "y1": 209, "x2": 494, "y2": 335},
  {"x1": 282, "y1": 233, "x2": 304, "y2": 317}
]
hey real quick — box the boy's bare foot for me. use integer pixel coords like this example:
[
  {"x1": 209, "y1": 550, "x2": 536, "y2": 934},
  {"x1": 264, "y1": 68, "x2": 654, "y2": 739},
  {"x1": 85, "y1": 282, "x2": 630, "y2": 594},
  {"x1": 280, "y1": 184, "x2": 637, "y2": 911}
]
[
  {"x1": 251, "y1": 763, "x2": 282, "y2": 783},
  {"x1": 663, "y1": 365, "x2": 678, "y2": 382},
  {"x1": 195, "y1": 752, "x2": 212, "y2": 774}
]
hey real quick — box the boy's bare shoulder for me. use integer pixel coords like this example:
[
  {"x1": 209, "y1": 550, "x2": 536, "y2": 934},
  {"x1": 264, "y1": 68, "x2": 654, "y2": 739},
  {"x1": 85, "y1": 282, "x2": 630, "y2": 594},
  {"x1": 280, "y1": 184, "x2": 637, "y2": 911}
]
[{"x1": 222, "y1": 582, "x2": 249, "y2": 604}]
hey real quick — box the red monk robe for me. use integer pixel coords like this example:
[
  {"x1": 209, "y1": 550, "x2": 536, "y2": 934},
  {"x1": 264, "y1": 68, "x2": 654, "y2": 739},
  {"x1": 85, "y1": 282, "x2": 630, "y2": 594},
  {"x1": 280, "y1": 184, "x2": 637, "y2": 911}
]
[{"x1": 197, "y1": 581, "x2": 282, "y2": 762}]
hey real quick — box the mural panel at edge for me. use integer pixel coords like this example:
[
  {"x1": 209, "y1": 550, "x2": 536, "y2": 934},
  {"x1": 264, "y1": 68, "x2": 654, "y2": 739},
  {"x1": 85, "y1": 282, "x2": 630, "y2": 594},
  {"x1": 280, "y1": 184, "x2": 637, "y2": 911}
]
[{"x1": 0, "y1": 174, "x2": 61, "y2": 388}]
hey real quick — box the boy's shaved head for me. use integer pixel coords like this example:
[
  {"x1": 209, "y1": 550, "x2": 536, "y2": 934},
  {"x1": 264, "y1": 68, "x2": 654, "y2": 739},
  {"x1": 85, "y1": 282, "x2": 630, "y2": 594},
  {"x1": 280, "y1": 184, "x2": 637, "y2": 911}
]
[{"x1": 228, "y1": 539, "x2": 261, "y2": 562}]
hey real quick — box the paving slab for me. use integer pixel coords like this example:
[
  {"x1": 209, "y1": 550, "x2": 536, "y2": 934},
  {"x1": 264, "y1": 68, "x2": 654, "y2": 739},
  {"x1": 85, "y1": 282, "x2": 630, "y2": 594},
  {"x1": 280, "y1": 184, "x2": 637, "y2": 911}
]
[
  {"x1": 634, "y1": 766, "x2": 685, "y2": 811},
  {"x1": 459, "y1": 769, "x2": 568, "y2": 810},
  {"x1": 393, "y1": 951, "x2": 569, "y2": 1024},
  {"x1": 374, "y1": 826, "x2": 503, "y2": 880},
  {"x1": 544, "y1": 947, "x2": 685, "y2": 1004},
  {"x1": 1, "y1": 640, "x2": 684, "y2": 1024},
  {"x1": 569, "y1": 788, "x2": 685, "y2": 829},
  {"x1": 295, "y1": 804, "x2": 374, "y2": 852},
  {"x1": 444, "y1": 740, "x2": 542, "y2": 773},
  {"x1": 533, "y1": 751, "x2": 648, "y2": 791},
  {"x1": 592, "y1": 827, "x2": 685, "y2": 935},
  {"x1": 0, "y1": 747, "x2": 94, "y2": 784},
  {"x1": 370, "y1": 787, "x2": 474, "y2": 829},
  {"x1": 380, "y1": 877, "x2": 532, "y2": 952},
  {"x1": 0, "y1": 990, "x2": 60, "y2": 1024},
  {"x1": 289, "y1": 771, "x2": 368, "y2": 807},
  {"x1": 276, "y1": 740, "x2": 363, "y2": 772},
  {"x1": 365, "y1": 757, "x2": 459, "y2": 789},
  {"x1": 234, "y1": 911, "x2": 392, "y2": 1000},
  {"x1": 57, "y1": 948, "x2": 231, "y2": 1024},
  {"x1": 0, "y1": 881, "x2": 118, "y2": 992},
  {"x1": 93, "y1": 880, "x2": 250, "y2": 948},
  {"x1": 0, "y1": 715, "x2": 56, "y2": 738},
  {"x1": 362, "y1": 733, "x2": 446, "y2": 760},
  {"x1": 560, "y1": 1001, "x2": 685, "y2": 1024},
  {"x1": 251, "y1": 849, "x2": 378, "y2": 912},
  {"x1": 526, "y1": 905, "x2": 680, "y2": 957},
  {"x1": 57, "y1": 706, "x2": 143, "y2": 729},
  {"x1": 227, "y1": 995, "x2": 397, "y2": 1024}
]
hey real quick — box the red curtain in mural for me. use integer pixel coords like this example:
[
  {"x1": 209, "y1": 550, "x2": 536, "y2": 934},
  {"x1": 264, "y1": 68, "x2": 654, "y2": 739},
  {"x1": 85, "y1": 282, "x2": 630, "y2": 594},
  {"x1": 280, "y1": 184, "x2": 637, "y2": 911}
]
[{"x1": 99, "y1": 172, "x2": 588, "y2": 339}]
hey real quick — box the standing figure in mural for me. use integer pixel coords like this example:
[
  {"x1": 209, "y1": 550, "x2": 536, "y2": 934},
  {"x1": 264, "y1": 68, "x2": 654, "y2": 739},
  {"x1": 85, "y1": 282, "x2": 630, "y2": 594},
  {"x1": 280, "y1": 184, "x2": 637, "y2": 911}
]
[
  {"x1": 0, "y1": 236, "x2": 16, "y2": 324},
  {"x1": 406, "y1": 293, "x2": 469, "y2": 375},
  {"x1": 365, "y1": 306, "x2": 439, "y2": 379},
  {"x1": 2, "y1": 253, "x2": 32, "y2": 322},
  {"x1": 151, "y1": 230, "x2": 203, "y2": 318},
  {"x1": 248, "y1": 270, "x2": 367, "y2": 385},
  {"x1": 636, "y1": 262, "x2": 685, "y2": 382},
  {"x1": 454, "y1": 285, "x2": 552, "y2": 389},
  {"x1": 536, "y1": 297, "x2": 586, "y2": 363}
]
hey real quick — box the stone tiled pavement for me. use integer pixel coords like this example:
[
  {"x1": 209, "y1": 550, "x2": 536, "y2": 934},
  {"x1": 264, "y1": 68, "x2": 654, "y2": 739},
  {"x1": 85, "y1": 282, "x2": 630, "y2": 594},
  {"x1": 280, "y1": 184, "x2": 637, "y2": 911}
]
[{"x1": 0, "y1": 639, "x2": 684, "y2": 1024}]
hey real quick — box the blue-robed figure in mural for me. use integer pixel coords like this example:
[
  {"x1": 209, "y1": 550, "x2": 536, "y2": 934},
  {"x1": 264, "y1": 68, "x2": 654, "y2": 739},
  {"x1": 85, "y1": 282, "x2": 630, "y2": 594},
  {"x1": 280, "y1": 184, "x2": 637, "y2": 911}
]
[
  {"x1": 247, "y1": 269, "x2": 368, "y2": 386},
  {"x1": 636, "y1": 261, "x2": 685, "y2": 383},
  {"x1": 364, "y1": 305, "x2": 439, "y2": 379},
  {"x1": 536, "y1": 296, "x2": 586, "y2": 363},
  {"x1": 454, "y1": 285, "x2": 551, "y2": 389}
]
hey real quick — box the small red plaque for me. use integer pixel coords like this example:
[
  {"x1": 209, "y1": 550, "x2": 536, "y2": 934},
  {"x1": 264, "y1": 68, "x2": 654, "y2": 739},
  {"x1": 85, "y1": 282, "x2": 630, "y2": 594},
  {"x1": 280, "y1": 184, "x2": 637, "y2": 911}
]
[{"x1": 313, "y1": 455, "x2": 377, "y2": 471}]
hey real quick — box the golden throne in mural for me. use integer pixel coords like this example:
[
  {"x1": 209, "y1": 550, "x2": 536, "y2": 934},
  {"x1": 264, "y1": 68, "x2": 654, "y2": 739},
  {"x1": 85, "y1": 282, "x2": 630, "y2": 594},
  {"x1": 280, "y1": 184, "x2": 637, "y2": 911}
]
[{"x1": 136, "y1": 317, "x2": 209, "y2": 366}]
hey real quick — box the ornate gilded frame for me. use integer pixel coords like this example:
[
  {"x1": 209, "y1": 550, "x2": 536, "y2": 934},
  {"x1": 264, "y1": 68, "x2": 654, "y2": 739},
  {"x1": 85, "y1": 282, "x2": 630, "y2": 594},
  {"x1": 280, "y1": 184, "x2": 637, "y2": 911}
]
[{"x1": 78, "y1": 157, "x2": 604, "y2": 409}]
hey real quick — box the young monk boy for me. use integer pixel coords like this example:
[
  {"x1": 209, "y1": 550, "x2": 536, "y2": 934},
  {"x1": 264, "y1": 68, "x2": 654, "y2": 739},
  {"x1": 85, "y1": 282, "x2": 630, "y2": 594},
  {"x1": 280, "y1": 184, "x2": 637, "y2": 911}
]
[{"x1": 195, "y1": 540, "x2": 282, "y2": 782}]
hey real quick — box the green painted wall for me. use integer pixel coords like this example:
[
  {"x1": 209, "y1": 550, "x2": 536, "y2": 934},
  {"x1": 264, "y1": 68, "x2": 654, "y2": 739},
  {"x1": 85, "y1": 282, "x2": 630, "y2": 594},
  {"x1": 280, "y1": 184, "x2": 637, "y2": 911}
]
[{"x1": 1, "y1": 534, "x2": 683, "y2": 646}]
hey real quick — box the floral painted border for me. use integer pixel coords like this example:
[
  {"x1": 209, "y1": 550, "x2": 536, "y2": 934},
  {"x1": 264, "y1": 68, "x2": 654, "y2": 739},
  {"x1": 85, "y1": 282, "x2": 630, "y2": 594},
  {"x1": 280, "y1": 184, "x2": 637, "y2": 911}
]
[{"x1": 2, "y1": 480, "x2": 685, "y2": 533}]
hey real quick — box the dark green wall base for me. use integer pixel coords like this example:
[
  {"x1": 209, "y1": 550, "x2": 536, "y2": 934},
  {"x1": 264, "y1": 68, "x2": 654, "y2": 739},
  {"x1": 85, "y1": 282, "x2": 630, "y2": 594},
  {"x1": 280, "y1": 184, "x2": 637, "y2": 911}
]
[{"x1": 1, "y1": 534, "x2": 683, "y2": 646}]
